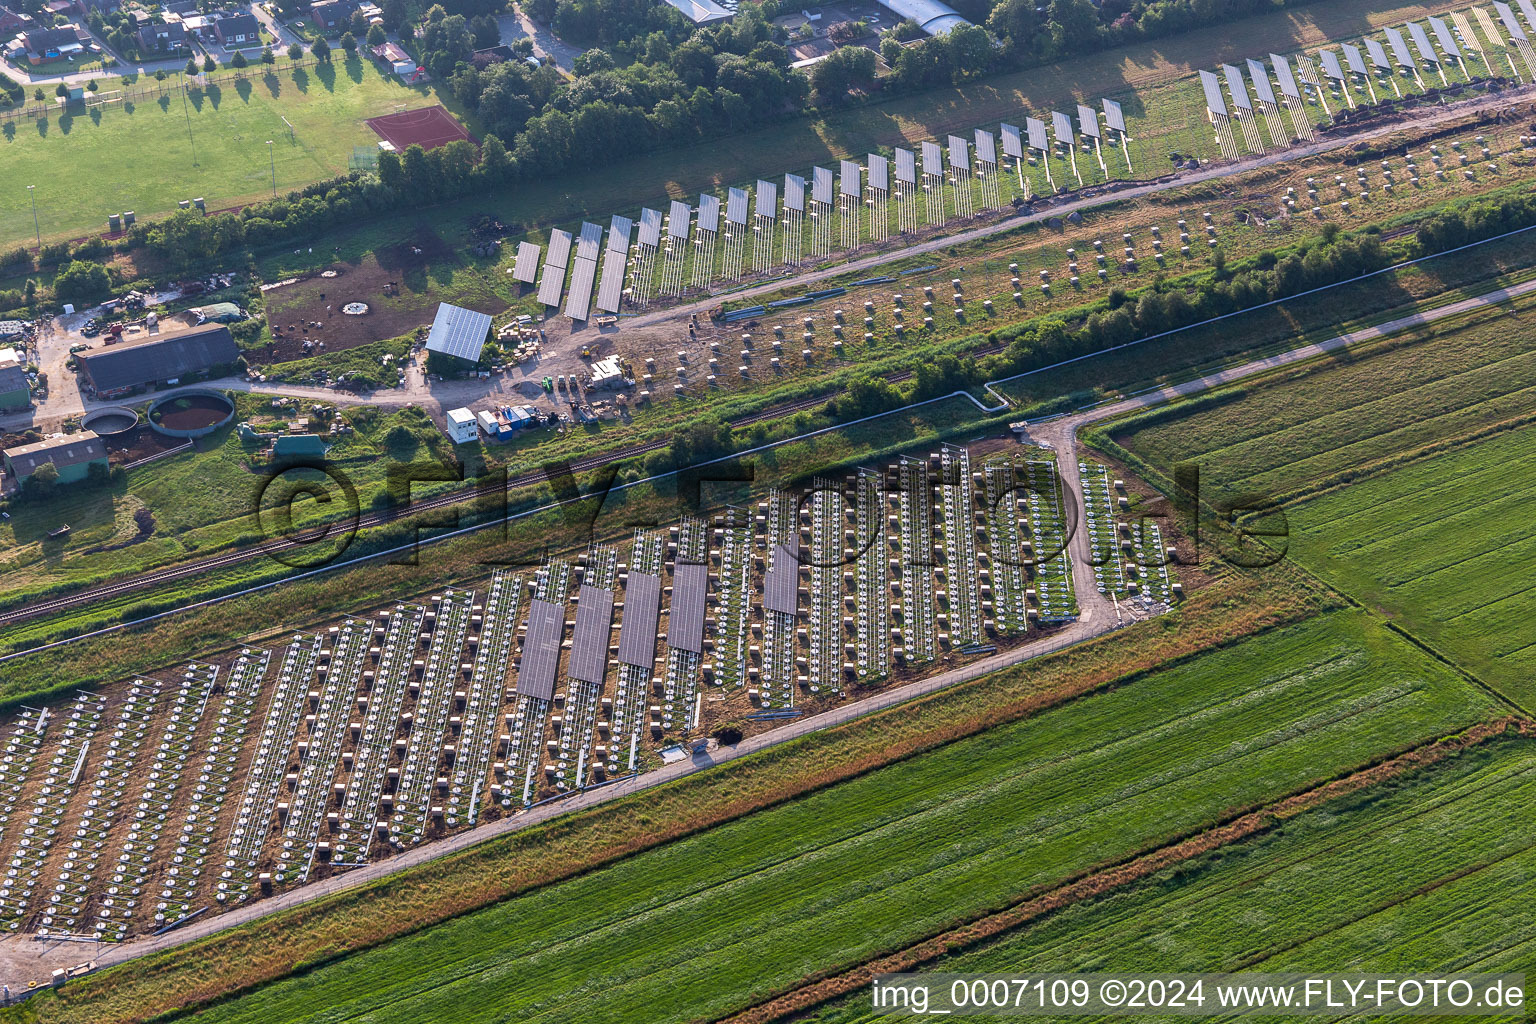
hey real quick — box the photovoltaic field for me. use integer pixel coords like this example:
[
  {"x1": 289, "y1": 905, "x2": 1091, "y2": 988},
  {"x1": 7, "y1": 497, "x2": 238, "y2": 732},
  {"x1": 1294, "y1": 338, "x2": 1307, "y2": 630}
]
[
  {"x1": 1106, "y1": 301, "x2": 1536, "y2": 707},
  {"x1": 170, "y1": 610, "x2": 1490, "y2": 1024}
]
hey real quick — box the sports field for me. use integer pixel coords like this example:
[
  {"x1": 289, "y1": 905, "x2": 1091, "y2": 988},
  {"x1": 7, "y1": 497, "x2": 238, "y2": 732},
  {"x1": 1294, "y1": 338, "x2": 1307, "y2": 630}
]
[
  {"x1": 0, "y1": 59, "x2": 459, "y2": 245},
  {"x1": 806, "y1": 739, "x2": 1536, "y2": 1023},
  {"x1": 1106, "y1": 299, "x2": 1536, "y2": 706},
  {"x1": 161, "y1": 610, "x2": 1490, "y2": 1024}
]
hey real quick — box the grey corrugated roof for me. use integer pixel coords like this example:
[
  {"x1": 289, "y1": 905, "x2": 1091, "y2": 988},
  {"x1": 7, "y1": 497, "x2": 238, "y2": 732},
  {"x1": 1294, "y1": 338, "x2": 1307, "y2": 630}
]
[
  {"x1": 424, "y1": 303, "x2": 492, "y2": 363},
  {"x1": 78, "y1": 324, "x2": 237, "y2": 393},
  {"x1": 0, "y1": 364, "x2": 27, "y2": 396},
  {"x1": 3, "y1": 430, "x2": 106, "y2": 477}
]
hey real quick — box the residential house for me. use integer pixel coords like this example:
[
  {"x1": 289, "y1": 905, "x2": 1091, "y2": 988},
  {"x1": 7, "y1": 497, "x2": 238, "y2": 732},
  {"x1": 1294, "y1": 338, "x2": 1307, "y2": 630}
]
[
  {"x1": 136, "y1": 17, "x2": 187, "y2": 52},
  {"x1": 0, "y1": 6, "x2": 35, "y2": 36},
  {"x1": 213, "y1": 11, "x2": 258, "y2": 46},
  {"x1": 19, "y1": 24, "x2": 85, "y2": 63},
  {"x1": 308, "y1": 0, "x2": 359, "y2": 32}
]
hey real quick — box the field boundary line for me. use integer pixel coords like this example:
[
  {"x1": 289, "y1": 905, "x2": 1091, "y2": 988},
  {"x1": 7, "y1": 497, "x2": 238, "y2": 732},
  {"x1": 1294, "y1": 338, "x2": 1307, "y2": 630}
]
[{"x1": 715, "y1": 720, "x2": 1536, "y2": 1024}]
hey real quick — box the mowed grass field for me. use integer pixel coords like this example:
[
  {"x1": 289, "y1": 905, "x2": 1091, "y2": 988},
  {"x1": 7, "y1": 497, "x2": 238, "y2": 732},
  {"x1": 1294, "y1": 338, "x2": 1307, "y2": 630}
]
[
  {"x1": 164, "y1": 610, "x2": 1491, "y2": 1024},
  {"x1": 0, "y1": 57, "x2": 450, "y2": 245},
  {"x1": 1106, "y1": 299, "x2": 1536, "y2": 706},
  {"x1": 807, "y1": 739, "x2": 1536, "y2": 1024}
]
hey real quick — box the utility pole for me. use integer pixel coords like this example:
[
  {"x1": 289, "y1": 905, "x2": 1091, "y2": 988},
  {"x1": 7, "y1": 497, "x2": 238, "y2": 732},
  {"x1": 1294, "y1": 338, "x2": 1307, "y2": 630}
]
[
  {"x1": 27, "y1": 185, "x2": 38, "y2": 247},
  {"x1": 267, "y1": 140, "x2": 276, "y2": 196}
]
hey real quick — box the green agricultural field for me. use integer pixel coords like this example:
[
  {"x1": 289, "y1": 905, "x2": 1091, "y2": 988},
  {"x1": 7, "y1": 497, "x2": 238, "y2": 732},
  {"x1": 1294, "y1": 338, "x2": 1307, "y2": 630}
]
[
  {"x1": 805, "y1": 738, "x2": 1536, "y2": 1024},
  {"x1": 162, "y1": 610, "x2": 1491, "y2": 1024},
  {"x1": 0, "y1": 58, "x2": 457, "y2": 246},
  {"x1": 1103, "y1": 300, "x2": 1536, "y2": 705}
]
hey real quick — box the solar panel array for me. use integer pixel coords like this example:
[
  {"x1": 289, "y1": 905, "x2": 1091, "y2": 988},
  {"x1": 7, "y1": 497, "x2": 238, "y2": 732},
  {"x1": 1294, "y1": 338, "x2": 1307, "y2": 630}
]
[
  {"x1": 946, "y1": 135, "x2": 970, "y2": 172},
  {"x1": 1385, "y1": 26, "x2": 1414, "y2": 67},
  {"x1": 1199, "y1": 69, "x2": 1229, "y2": 115},
  {"x1": 1319, "y1": 49, "x2": 1346, "y2": 82},
  {"x1": 565, "y1": 222, "x2": 603, "y2": 320},
  {"x1": 594, "y1": 217, "x2": 630, "y2": 314},
  {"x1": 756, "y1": 179, "x2": 778, "y2": 219},
  {"x1": 667, "y1": 200, "x2": 691, "y2": 241},
  {"x1": 697, "y1": 193, "x2": 721, "y2": 234},
  {"x1": 575, "y1": 221, "x2": 602, "y2": 262},
  {"x1": 537, "y1": 229, "x2": 571, "y2": 307},
  {"x1": 920, "y1": 141, "x2": 943, "y2": 178},
  {"x1": 840, "y1": 159, "x2": 861, "y2": 198},
  {"x1": 1223, "y1": 64, "x2": 1255, "y2": 107},
  {"x1": 667, "y1": 562, "x2": 707, "y2": 653},
  {"x1": 512, "y1": 241, "x2": 540, "y2": 284},
  {"x1": 1025, "y1": 117, "x2": 1048, "y2": 151},
  {"x1": 762, "y1": 542, "x2": 800, "y2": 615},
  {"x1": 1496, "y1": 2, "x2": 1527, "y2": 41},
  {"x1": 783, "y1": 173, "x2": 807, "y2": 212},
  {"x1": 806, "y1": 165, "x2": 831, "y2": 205},
  {"x1": 1000, "y1": 122, "x2": 1023, "y2": 158},
  {"x1": 867, "y1": 154, "x2": 889, "y2": 192},
  {"x1": 894, "y1": 147, "x2": 917, "y2": 183},
  {"x1": 637, "y1": 208, "x2": 663, "y2": 247},
  {"x1": 1102, "y1": 99, "x2": 1126, "y2": 133},
  {"x1": 726, "y1": 187, "x2": 749, "y2": 224},
  {"x1": 973, "y1": 129, "x2": 997, "y2": 164},
  {"x1": 616, "y1": 572, "x2": 660, "y2": 671},
  {"x1": 516, "y1": 598, "x2": 564, "y2": 701},
  {"x1": 1520, "y1": 0, "x2": 1536, "y2": 35},
  {"x1": 567, "y1": 585, "x2": 614, "y2": 685},
  {"x1": 1271, "y1": 53, "x2": 1301, "y2": 97},
  {"x1": 1246, "y1": 58, "x2": 1277, "y2": 104},
  {"x1": 1051, "y1": 110, "x2": 1074, "y2": 144},
  {"x1": 1365, "y1": 37, "x2": 1391, "y2": 70},
  {"x1": 564, "y1": 256, "x2": 596, "y2": 320},
  {"x1": 1406, "y1": 21, "x2": 1438, "y2": 64},
  {"x1": 1076, "y1": 104, "x2": 1100, "y2": 138},
  {"x1": 1429, "y1": 16, "x2": 1461, "y2": 57},
  {"x1": 1342, "y1": 43, "x2": 1367, "y2": 75}
]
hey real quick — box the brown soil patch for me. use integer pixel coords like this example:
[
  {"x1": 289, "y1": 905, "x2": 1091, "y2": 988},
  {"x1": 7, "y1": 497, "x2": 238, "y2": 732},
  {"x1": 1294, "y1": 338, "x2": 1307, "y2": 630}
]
[{"x1": 259, "y1": 229, "x2": 460, "y2": 362}]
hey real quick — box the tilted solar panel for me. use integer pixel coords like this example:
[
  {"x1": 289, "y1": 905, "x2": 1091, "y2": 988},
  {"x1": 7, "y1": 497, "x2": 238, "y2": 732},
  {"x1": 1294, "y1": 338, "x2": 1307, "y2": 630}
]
[
  {"x1": 726, "y1": 187, "x2": 749, "y2": 225},
  {"x1": 1407, "y1": 21, "x2": 1439, "y2": 64},
  {"x1": 867, "y1": 154, "x2": 889, "y2": 192},
  {"x1": 513, "y1": 241, "x2": 541, "y2": 284},
  {"x1": 812, "y1": 165, "x2": 835, "y2": 204},
  {"x1": 606, "y1": 215, "x2": 632, "y2": 253},
  {"x1": 1270, "y1": 54, "x2": 1301, "y2": 98},
  {"x1": 920, "y1": 141, "x2": 943, "y2": 178},
  {"x1": 1102, "y1": 99, "x2": 1126, "y2": 133},
  {"x1": 667, "y1": 561, "x2": 707, "y2": 653},
  {"x1": 637, "y1": 208, "x2": 663, "y2": 248},
  {"x1": 667, "y1": 200, "x2": 691, "y2": 241},
  {"x1": 946, "y1": 135, "x2": 970, "y2": 173},
  {"x1": 755, "y1": 180, "x2": 777, "y2": 219},
  {"x1": 696, "y1": 193, "x2": 721, "y2": 234},
  {"x1": 1199, "y1": 69, "x2": 1229, "y2": 116},
  {"x1": 1429, "y1": 16, "x2": 1462, "y2": 57},
  {"x1": 516, "y1": 599, "x2": 564, "y2": 701},
  {"x1": 894, "y1": 147, "x2": 917, "y2": 183},
  {"x1": 567, "y1": 585, "x2": 613, "y2": 685},
  {"x1": 1365, "y1": 37, "x2": 1392, "y2": 70},
  {"x1": 1076, "y1": 104, "x2": 1100, "y2": 138},
  {"x1": 1000, "y1": 122, "x2": 1024, "y2": 157},
  {"x1": 973, "y1": 129, "x2": 997, "y2": 164},
  {"x1": 1051, "y1": 110, "x2": 1074, "y2": 144},
  {"x1": 840, "y1": 159, "x2": 861, "y2": 198},
  {"x1": 1025, "y1": 117, "x2": 1049, "y2": 152},
  {"x1": 1496, "y1": 2, "x2": 1527, "y2": 42},
  {"x1": 1246, "y1": 58, "x2": 1277, "y2": 105},
  {"x1": 762, "y1": 542, "x2": 800, "y2": 616},
  {"x1": 1385, "y1": 26, "x2": 1415, "y2": 67},
  {"x1": 1318, "y1": 49, "x2": 1346, "y2": 82},
  {"x1": 1223, "y1": 64, "x2": 1254, "y2": 107},
  {"x1": 1342, "y1": 43, "x2": 1367, "y2": 75},
  {"x1": 616, "y1": 572, "x2": 661, "y2": 671},
  {"x1": 783, "y1": 173, "x2": 807, "y2": 211}
]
